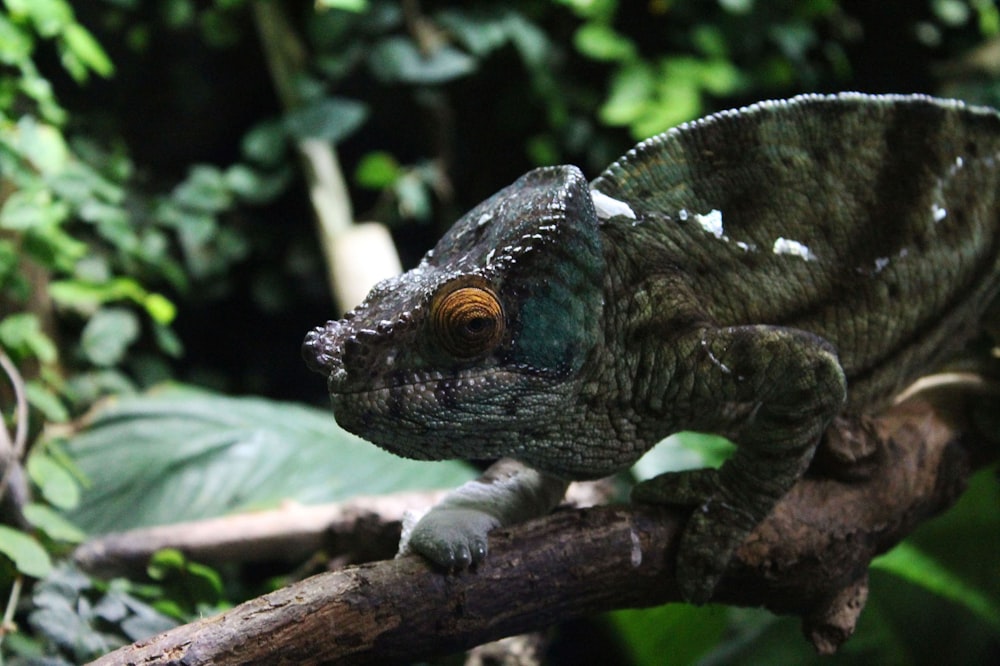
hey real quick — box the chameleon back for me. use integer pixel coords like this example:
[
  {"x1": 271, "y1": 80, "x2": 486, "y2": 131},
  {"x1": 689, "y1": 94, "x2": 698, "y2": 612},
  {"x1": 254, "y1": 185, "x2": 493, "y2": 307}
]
[{"x1": 591, "y1": 93, "x2": 1000, "y2": 408}]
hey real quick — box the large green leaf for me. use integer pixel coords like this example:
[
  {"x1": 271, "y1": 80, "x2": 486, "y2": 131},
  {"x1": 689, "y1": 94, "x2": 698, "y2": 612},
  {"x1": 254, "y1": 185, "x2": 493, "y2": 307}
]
[
  {"x1": 873, "y1": 542, "x2": 1000, "y2": 632},
  {"x1": 0, "y1": 525, "x2": 53, "y2": 578},
  {"x1": 283, "y1": 96, "x2": 369, "y2": 143},
  {"x1": 608, "y1": 604, "x2": 731, "y2": 665},
  {"x1": 65, "y1": 385, "x2": 477, "y2": 534},
  {"x1": 369, "y1": 36, "x2": 476, "y2": 84}
]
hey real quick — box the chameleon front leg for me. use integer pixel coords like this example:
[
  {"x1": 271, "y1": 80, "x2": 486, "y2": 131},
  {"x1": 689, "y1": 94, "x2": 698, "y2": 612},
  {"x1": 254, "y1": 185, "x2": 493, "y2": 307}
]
[
  {"x1": 400, "y1": 458, "x2": 569, "y2": 568},
  {"x1": 633, "y1": 324, "x2": 847, "y2": 603}
]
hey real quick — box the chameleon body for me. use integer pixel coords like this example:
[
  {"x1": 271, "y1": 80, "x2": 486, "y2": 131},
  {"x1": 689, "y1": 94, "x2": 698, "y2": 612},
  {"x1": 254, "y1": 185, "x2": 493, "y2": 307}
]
[{"x1": 303, "y1": 93, "x2": 1000, "y2": 602}]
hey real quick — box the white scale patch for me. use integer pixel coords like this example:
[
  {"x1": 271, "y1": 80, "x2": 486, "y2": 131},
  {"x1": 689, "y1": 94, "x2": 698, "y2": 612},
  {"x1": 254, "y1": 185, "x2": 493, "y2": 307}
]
[
  {"x1": 590, "y1": 189, "x2": 636, "y2": 220},
  {"x1": 929, "y1": 155, "x2": 967, "y2": 225},
  {"x1": 693, "y1": 209, "x2": 724, "y2": 238},
  {"x1": 932, "y1": 202, "x2": 947, "y2": 222},
  {"x1": 772, "y1": 237, "x2": 817, "y2": 261},
  {"x1": 677, "y1": 207, "x2": 754, "y2": 251}
]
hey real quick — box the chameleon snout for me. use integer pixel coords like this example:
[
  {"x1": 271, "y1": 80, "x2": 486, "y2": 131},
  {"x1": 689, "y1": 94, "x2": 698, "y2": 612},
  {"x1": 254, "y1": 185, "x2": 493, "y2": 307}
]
[{"x1": 301, "y1": 322, "x2": 345, "y2": 376}]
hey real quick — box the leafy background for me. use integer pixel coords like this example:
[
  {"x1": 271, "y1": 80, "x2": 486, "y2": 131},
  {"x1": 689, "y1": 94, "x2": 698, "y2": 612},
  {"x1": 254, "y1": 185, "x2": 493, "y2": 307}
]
[{"x1": 1, "y1": 0, "x2": 999, "y2": 663}]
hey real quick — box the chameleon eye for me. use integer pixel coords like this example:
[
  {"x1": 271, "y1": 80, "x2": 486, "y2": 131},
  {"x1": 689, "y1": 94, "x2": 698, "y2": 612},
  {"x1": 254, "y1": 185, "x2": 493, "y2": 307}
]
[{"x1": 431, "y1": 278, "x2": 505, "y2": 359}]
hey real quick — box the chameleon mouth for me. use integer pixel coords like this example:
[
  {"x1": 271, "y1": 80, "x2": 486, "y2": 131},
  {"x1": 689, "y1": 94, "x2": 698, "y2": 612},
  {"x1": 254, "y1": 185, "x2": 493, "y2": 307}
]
[{"x1": 326, "y1": 367, "x2": 503, "y2": 403}]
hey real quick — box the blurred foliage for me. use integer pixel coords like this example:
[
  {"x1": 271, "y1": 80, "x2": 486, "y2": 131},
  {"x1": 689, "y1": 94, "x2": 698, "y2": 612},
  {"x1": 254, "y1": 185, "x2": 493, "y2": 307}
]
[
  {"x1": 1, "y1": 0, "x2": 999, "y2": 663},
  {"x1": 65, "y1": 384, "x2": 476, "y2": 534}
]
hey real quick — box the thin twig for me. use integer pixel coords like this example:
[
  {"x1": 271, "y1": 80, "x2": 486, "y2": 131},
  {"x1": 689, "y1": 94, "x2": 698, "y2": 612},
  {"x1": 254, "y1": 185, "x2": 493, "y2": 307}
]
[
  {"x1": 0, "y1": 350, "x2": 29, "y2": 508},
  {"x1": 0, "y1": 575, "x2": 24, "y2": 661}
]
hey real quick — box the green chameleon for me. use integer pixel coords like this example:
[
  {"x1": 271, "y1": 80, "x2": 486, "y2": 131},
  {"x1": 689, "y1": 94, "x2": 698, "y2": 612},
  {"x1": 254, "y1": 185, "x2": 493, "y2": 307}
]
[{"x1": 303, "y1": 93, "x2": 1000, "y2": 603}]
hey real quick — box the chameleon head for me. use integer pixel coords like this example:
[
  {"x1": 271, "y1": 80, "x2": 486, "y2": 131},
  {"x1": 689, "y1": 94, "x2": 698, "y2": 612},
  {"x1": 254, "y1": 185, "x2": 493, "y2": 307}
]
[{"x1": 303, "y1": 166, "x2": 607, "y2": 465}]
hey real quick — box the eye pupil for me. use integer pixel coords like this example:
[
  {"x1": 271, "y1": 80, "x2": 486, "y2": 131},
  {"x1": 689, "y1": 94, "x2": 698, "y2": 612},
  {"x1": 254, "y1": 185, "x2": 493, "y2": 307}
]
[
  {"x1": 465, "y1": 317, "x2": 488, "y2": 333},
  {"x1": 430, "y1": 279, "x2": 505, "y2": 359}
]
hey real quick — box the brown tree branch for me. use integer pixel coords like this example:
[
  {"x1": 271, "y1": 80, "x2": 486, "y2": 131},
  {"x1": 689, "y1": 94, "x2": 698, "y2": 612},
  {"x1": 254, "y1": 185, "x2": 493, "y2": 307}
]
[
  {"x1": 72, "y1": 482, "x2": 615, "y2": 578},
  {"x1": 88, "y1": 388, "x2": 997, "y2": 665},
  {"x1": 73, "y1": 491, "x2": 449, "y2": 578}
]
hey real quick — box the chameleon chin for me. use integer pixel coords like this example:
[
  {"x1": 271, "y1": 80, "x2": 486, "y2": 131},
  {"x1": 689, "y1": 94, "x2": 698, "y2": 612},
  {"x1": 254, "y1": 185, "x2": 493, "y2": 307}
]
[{"x1": 303, "y1": 92, "x2": 1000, "y2": 604}]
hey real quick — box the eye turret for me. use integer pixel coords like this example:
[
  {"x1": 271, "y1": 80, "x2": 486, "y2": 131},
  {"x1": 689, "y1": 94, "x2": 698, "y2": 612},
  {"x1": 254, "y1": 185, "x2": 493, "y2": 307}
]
[{"x1": 430, "y1": 277, "x2": 505, "y2": 359}]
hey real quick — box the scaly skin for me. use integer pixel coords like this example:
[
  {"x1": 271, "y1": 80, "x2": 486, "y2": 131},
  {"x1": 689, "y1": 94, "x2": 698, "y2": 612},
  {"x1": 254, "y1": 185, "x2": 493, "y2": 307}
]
[{"x1": 303, "y1": 93, "x2": 1000, "y2": 602}]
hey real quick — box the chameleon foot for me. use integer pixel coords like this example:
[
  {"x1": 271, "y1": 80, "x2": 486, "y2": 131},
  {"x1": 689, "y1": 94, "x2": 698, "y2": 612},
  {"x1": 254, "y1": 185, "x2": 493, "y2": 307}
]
[
  {"x1": 633, "y1": 469, "x2": 756, "y2": 604},
  {"x1": 402, "y1": 507, "x2": 500, "y2": 569}
]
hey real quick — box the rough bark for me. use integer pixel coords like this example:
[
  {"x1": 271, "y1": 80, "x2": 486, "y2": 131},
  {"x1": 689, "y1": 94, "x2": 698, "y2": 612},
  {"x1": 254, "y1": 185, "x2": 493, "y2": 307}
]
[
  {"x1": 72, "y1": 483, "x2": 615, "y2": 578},
  {"x1": 73, "y1": 491, "x2": 450, "y2": 578},
  {"x1": 87, "y1": 388, "x2": 997, "y2": 665}
]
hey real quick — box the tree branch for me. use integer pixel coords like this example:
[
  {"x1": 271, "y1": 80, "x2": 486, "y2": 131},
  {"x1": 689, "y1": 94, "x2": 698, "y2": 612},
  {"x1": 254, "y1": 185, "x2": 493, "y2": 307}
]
[
  {"x1": 88, "y1": 387, "x2": 997, "y2": 665},
  {"x1": 72, "y1": 482, "x2": 614, "y2": 579},
  {"x1": 73, "y1": 491, "x2": 450, "y2": 578},
  {"x1": 0, "y1": 349, "x2": 31, "y2": 530}
]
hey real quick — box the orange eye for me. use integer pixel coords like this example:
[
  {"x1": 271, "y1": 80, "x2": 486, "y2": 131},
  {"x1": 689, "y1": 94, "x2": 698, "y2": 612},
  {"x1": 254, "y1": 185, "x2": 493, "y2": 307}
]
[{"x1": 431, "y1": 279, "x2": 505, "y2": 359}]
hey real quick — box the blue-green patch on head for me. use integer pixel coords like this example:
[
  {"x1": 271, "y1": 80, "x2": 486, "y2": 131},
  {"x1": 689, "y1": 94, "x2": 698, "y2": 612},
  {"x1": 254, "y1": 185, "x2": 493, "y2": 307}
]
[{"x1": 428, "y1": 165, "x2": 606, "y2": 375}]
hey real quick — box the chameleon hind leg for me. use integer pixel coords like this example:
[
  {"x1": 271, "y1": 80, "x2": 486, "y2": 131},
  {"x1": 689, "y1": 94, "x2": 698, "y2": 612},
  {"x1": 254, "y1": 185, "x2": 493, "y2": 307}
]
[{"x1": 632, "y1": 324, "x2": 847, "y2": 603}]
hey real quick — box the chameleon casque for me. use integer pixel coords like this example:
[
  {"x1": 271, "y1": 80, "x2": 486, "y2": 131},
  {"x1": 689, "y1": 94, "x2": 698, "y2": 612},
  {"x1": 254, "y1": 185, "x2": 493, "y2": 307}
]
[{"x1": 303, "y1": 92, "x2": 1000, "y2": 603}]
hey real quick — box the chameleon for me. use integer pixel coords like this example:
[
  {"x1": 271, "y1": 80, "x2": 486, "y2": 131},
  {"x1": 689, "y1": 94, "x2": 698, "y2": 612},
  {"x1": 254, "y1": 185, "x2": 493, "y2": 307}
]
[{"x1": 303, "y1": 92, "x2": 1000, "y2": 603}]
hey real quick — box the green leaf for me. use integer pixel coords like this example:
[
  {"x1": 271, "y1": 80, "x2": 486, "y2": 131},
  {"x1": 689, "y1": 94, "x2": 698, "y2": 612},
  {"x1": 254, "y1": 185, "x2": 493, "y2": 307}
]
[
  {"x1": 933, "y1": 0, "x2": 972, "y2": 26},
  {"x1": 81, "y1": 307, "x2": 141, "y2": 367},
  {"x1": 354, "y1": 151, "x2": 401, "y2": 189},
  {"x1": 691, "y1": 24, "x2": 729, "y2": 59},
  {"x1": 172, "y1": 165, "x2": 232, "y2": 213},
  {"x1": 241, "y1": 119, "x2": 287, "y2": 166},
  {"x1": 49, "y1": 277, "x2": 174, "y2": 324},
  {"x1": 0, "y1": 187, "x2": 70, "y2": 230},
  {"x1": 5, "y1": 0, "x2": 73, "y2": 37},
  {"x1": 0, "y1": 13, "x2": 33, "y2": 65},
  {"x1": 0, "y1": 525, "x2": 53, "y2": 577},
  {"x1": 631, "y1": 79, "x2": 702, "y2": 139},
  {"x1": 557, "y1": 0, "x2": 618, "y2": 20},
  {"x1": 369, "y1": 36, "x2": 476, "y2": 84},
  {"x1": 0, "y1": 312, "x2": 58, "y2": 363},
  {"x1": 147, "y1": 548, "x2": 224, "y2": 609},
  {"x1": 718, "y1": 0, "x2": 754, "y2": 13},
  {"x1": 394, "y1": 171, "x2": 432, "y2": 220},
  {"x1": 65, "y1": 386, "x2": 478, "y2": 533},
  {"x1": 223, "y1": 164, "x2": 265, "y2": 200},
  {"x1": 49, "y1": 160, "x2": 126, "y2": 208},
  {"x1": 435, "y1": 9, "x2": 511, "y2": 57},
  {"x1": 61, "y1": 23, "x2": 114, "y2": 78},
  {"x1": 20, "y1": 219, "x2": 88, "y2": 271},
  {"x1": 143, "y1": 293, "x2": 177, "y2": 325},
  {"x1": 574, "y1": 22, "x2": 635, "y2": 62},
  {"x1": 873, "y1": 542, "x2": 1000, "y2": 632},
  {"x1": 505, "y1": 12, "x2": 549, "y2": 69},
  {"x1": 27, "y1": 452, "x2": 81, "y2": 510},
  {"x1": 609, "y1": 604, "x2": 729, "y2": 664},
  {"x1": 631, "y1": 432, "x2": 735, "y2": 482},
  {"x1": 11, "y1": 115, "x2": 70, "y2": 175},
  {"x1": 25, "y1": 380, "x2": 70, "y2": 422},
  {"x1": 28, "y1": 564, "x2": 124, "y2": 660},
  {"x1": 599, "y1": 61, "x2": 654, "y2": 126},
  {"x1": 23, "y1": 502, "x2": 86, "y2": 543},
  {"x1": 152, "y1": 322, "x2": 184, "y2": 357},
  {"x1": 147, "y1": 547, "x2": 185, "y2": 578},
  {"x1": 283, "y1": 96, "x2": 369, "y2": 143},
  {"x1": 316, "y1": 0, "x2": 369, "y2": 11},
  {"x1": 697, "y1": 58, "x2": 743, "y2": 95}
]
